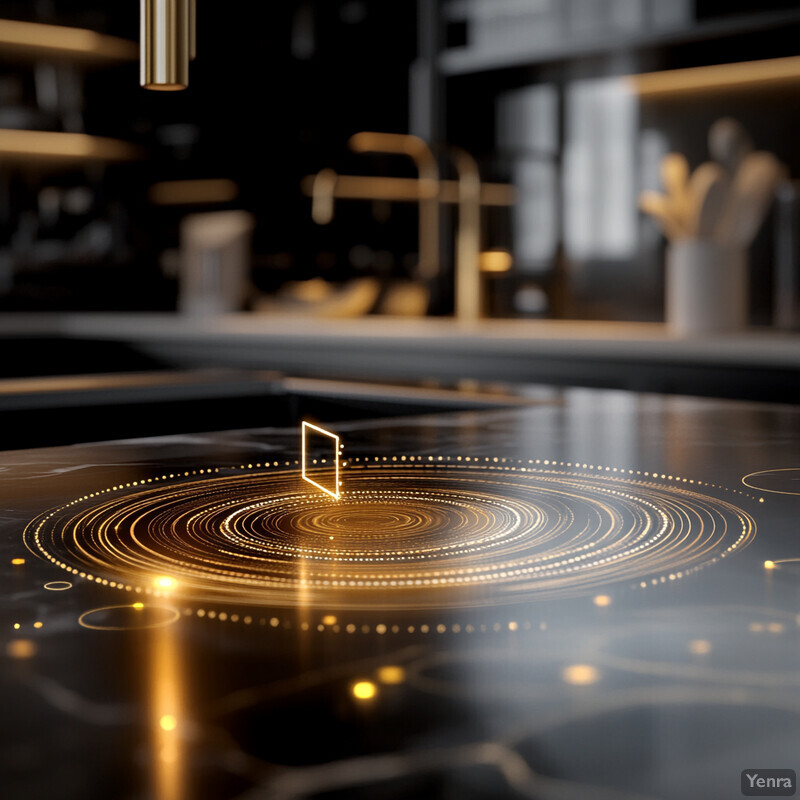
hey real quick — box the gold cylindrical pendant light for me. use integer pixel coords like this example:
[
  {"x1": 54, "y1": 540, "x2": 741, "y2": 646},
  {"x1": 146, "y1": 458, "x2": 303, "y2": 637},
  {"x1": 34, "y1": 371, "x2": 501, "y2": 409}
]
[{"x1": 140, "y1": 0, "x2": 191, "y2": 91}]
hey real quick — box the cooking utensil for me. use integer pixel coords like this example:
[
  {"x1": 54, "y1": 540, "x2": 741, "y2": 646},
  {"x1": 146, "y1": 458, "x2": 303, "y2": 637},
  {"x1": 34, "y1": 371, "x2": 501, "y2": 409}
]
[
  {"x1": 708, "y1": 117, "x2": 753, "y2": 178},
  {"x1": 660, "y1": 152, "x2": 692, "y2": 226},
  {"x1": 688, "y1": 162, "x2": 728, "y2": 239},
  {"x1": 716, "y1": 151, "x2": 786, "y2": 248},
  {"x1": 639, "y1": 190, "x2": 686, "y2": 240}
]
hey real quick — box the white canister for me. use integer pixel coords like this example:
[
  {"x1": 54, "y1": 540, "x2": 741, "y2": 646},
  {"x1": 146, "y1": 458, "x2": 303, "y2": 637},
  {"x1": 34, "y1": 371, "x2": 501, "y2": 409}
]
[
  {"x1": 178, "y1": 210, "x2": 255, "y2": 316},
  {"x1": 665, "y1": 240, "x2": 748, "y2": 334}
]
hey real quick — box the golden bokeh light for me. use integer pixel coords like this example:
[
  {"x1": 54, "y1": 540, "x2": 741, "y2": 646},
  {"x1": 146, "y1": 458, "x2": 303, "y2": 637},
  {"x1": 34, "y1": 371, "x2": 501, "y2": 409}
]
[
  {"x1": 376, "y1": 666, "x2": 406, "y2": 685},
  {"x1": 593, "y1": 594, "x2": 612, "y2": 608},
  {"x1": 159, "y1": 714, "x2": 178, "y2": 732},
  {"x1": 688, "y1": 639, "x2": 712, "y2": 656},
  {"x1": 352, "y1": 681, "x2": 377, "y2": 700},
  {"x1": 6, "y1": 639, "x2": 36, "y2": 659},
  {"x1": 764, "y1": 560, "x2": 776, "y2": 570},
  {"x1": 562, "y1": 664, "x2": 600, "y2": 686},
  {"x1": 479, "y1": 249, "x2": 513, "y2": 273},
  {"x1": 766, "y1": 622, "x2": 785, "y2": 634},
  {"x1": 11, "y1": 558, "x2": 25, "y2": 566}
]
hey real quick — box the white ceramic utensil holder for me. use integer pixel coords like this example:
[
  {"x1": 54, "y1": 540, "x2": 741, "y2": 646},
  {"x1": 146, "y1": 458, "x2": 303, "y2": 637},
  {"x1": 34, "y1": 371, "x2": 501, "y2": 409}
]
[{"x1": 665, "y1": 240, "x2": 748, "y2": 334}]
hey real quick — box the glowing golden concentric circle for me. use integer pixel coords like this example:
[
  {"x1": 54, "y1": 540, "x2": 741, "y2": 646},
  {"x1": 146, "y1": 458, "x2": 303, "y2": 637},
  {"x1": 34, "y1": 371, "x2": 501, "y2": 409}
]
[{"x1": 25, "y1": 458, "x2": 757, "y2": 610}]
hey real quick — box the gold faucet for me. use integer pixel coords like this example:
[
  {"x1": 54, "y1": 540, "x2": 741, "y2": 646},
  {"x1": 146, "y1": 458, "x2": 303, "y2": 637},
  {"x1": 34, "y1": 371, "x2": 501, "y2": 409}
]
[
  {"x1": 304, "y1": 133, "x2": 516, "y2": 319},
  {"x1": 448, "y1": 147, "x2": 482, "y2": 322},
  {"x1": 348, "y1": 132, "x2": 441, "y2": 282}
]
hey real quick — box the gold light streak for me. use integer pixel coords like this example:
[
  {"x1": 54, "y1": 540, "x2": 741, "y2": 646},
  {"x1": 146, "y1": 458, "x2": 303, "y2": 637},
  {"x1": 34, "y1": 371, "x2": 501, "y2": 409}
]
[
  {"x1": 631, "y1": 55, "x2": 800, "y2": 97},
  {"x1": 0, "y1": 19, "x2": 137, "y2": 61},
  {"x1": 10, "y1": 558, "x2": 25, "y2": 565},
  {"x1": 0, "y1": 129, "x2": 141, "y2": 162},
  {"x1": 149, "y1": 619, "x2": 185, "y2": 800},
  {"x1": 24, "y1": 458, "x2": 758, "y2": 613},
  {"x1": 148, "y1": 179, "x2": 239, "y2": 206}
]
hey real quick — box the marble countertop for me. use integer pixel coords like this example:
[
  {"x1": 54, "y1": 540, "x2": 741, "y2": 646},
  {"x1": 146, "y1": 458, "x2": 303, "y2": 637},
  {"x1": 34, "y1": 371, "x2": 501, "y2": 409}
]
[
  {"x1": 2, "y1": 313, "x2": 799, "y2": 399},
  {"x1": 1, "y1": 387, "x2": 798, "y2": 799}
]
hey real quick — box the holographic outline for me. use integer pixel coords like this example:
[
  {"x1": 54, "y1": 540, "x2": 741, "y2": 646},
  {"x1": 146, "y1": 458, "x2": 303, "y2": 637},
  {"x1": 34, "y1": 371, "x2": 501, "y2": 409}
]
[
  {"x1": 742, "y1": 468, "x2": 800, "y2": 496},
  {"x1": 301, "y1": 421, "x2": 340, "y2": 500}
]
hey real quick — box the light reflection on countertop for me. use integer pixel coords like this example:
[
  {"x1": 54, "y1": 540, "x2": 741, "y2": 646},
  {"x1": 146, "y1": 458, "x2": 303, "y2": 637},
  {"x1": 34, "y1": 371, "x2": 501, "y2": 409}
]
[{"x1": 0, "y1": 389, "x2": 799, "y2": 799}]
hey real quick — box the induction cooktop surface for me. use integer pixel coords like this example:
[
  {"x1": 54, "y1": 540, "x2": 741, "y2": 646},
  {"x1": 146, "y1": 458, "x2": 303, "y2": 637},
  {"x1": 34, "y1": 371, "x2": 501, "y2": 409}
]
[{"x1": 1, "y1": 387, "x2": 798, "y2": 800}]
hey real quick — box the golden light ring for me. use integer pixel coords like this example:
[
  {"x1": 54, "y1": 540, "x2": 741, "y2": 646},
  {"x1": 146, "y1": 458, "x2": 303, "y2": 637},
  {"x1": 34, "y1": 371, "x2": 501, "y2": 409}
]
[{"x1": 26, "y1": 459, "x2": 758, "y2": 610}]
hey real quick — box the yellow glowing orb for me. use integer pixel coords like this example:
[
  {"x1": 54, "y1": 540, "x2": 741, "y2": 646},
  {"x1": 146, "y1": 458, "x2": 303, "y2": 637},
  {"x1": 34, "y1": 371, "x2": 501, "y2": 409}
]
[
  {"x1": 11, "y1": 558, "x2": 25, "y2": 566},
  {"x1": 688, "y1": 639, "x2": 712, "y2": 655},
  {"x1": 562, "y1": 664, "x2": 600, "y2": 686},
  {"x1": 376, "y1": 666, "x2": 406, "y2": 685},
  {"x1": 321, "y1": 615, "x2": 337, "y2": 626},
  {"x1": 764, "y1": 560, "x2": 776, "y2": 570},
  {"x1": 154, "y1": 576, "x2": 176, "y2": 589},
  {"x1": 6, "y1": 639, "x2": 36, "y2": 659},
  {"x1": 159, "y1": 714, "x2": 178, "y2": 731},
  {"x1": 132, "y1": 602, "x2": 145, "y2": 610},
  {"x1": 767, "y1": 622, "x2": 785, "y2": 634},
  {"x1": 352, "y1": 680, "x2": 377, "y2": 700},
  {"x1": 593, "y1": 594, "x2": 612, "y2": 608}
]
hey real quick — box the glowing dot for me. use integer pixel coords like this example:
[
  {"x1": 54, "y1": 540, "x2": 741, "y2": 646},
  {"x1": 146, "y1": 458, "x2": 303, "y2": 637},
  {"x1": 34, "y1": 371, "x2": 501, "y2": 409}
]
[
  {"x1": 562, "y1": 664, "x2": 600, "y2": 686},
  {"x1": 377, "y1": 666, "x2": 406, "y2": 685},
  {"x1": 133, "y1": 602, "x2": 144, "y2": 610},
  {"x1": 159, "y1": 714, "x2": 177, "y2": 731},
  {"x1": 593, "y1": 594, "x2": 612, "y2": 608},
  {"x1": 6, "y1": 639, "x2": 36, "y2": 659},
  {"x1": 764, "y1": 560, "x2": 776, "y2": 570},
  {"x1": 352, "y1": 681, "x2": 377, "y2": 700},
  {"x1": 322, "y1": 615, "x2": 337, "y2": 626},
  {"x1": 12, "y1": 623, "x2": 20, "y2": 630},
  {"x1": 154, "y1": 576, "x2": 176, "y2": 589},
  {"x1": 10, "y1": 558, "x2": 25, "y2": 566},
  {"x1": 508, "y1": 621, "x2": 518, "y2": 631},
  {"x1": 688, "y1": 639, "x2": 712, "y2": 655},
  {"x1": 767, "y1": 622, "x2": 785, "y2": 634},
  {"x1": 33, "y1": 622, "x2": 43, "y2": 629}
]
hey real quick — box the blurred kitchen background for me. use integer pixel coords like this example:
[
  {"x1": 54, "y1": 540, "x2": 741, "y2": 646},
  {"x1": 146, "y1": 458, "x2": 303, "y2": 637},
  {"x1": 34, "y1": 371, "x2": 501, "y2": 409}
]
[{"x1": 1, "y1": 0, "x2": 800, "y2": 447}]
